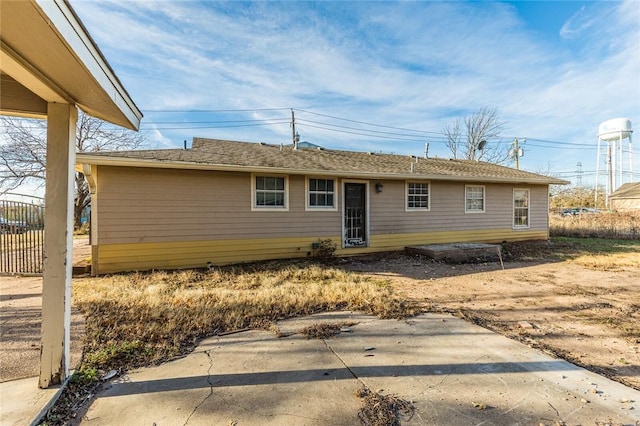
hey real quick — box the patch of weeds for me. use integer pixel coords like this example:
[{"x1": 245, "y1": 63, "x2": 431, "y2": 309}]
[
  {"x1": 373, "y1": 278, "x2": 392, "y2": 288},
  {"x1": 38, "y1": 367, "x2": 102, "y2": 425},
  {"x1": 314, "y1": 238, "x2": 337, "y2": 262},
  {"x1": 356, "y1": 387, "x2": 414, "y2": 426},
  {"x1": 82, "y1": 340, "x2": 152, "y2": 370},
  {"x1": 301, "y1": 322, "x2": 355, "y2": 339}
]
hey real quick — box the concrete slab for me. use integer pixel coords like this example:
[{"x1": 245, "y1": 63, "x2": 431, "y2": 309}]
[
  {"x1": 323, "y1": 313, "x2": 639, "y2": 424},
  {"x1": 80, "y1": 312, "x2": 639, "y2": 425},
  {"x1": 0, "y1": 377, "x2": 62, "y2": 426},
  {"x1": 406, "y1": 242, "x2": 502, "y2": 263},
  {"x1": 83, "y1": 331, "x2": 362, "y2": 425}
]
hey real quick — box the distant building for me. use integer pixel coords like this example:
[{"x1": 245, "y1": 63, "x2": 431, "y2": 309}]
[
  {"x1": 297, "y1": 141, "x2": 323, "y2": 149},
  {"x1": 609, "y1": 183, "x2": 640, "y2": 213}
]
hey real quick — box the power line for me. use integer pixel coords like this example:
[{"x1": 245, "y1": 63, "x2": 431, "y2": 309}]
[
  {"x1": 0, "y1": 108, "x2": 628, "y2": 152},
  {"x1": 141, "y1": 118, "x2": 287, "y2": 125},
  {"x1": 298, "y1": 122, "x2": 434, "y2": 142},
  {"x1": 143, "y1": 107, "x2": 290, "y2": 113},
  {"x1": 524, "y1": 137, "x2": 594, "y2": 147},
  {"x1": 521, "y1": 142, "x2": 597, "y2": 150},
  {"x1": 138, "y1": 120, "x2": 290, "y2": 131},
  {"x1": 295, "y1": 108, "x2": 444, "y2": 136},
  {"x1": 296, "y1": 118, "x2": 442, "y2": 140}
]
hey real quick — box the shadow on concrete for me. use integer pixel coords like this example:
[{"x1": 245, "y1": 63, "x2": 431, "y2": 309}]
[
  {"x1": 0, "y1": 292, "x2": 42, "y2": 302},
  {"x1": 103, "y1": 360, "x2": 580, "y2": 397}
]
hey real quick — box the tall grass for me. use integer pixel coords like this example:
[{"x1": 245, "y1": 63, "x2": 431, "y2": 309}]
[
  {"x1": 74, "y1": 261, "x2": 418, "y2": 372},
  {"x1": 550, "y1": 212, "x2": 640, "y2": 239}
]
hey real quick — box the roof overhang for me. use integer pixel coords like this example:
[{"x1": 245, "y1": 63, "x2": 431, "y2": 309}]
[
  {"x1": 0, "y1": 0, "x2": 141, "y2": 129},
  {"x1": 77, "y1": 153, "x2": 570, "y2": 185}
]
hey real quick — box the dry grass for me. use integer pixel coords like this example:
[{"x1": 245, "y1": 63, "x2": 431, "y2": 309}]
[
  {"x1": 0, "y1": 229, "x2": 44, "y2": 250},
  {"x1": 73, "y1": 260, "x2": 419, "y2": 371},
  {"x1": 570, "y1": 251, "x2": 640, "y2": 271},
  {"x1": 300, "y1": 322, "x2": 355, "y2": 339},
  {"x1": 549, "y1": 237, "x2": 640, "y2": 271},
  {"x1": 550, "y1": 211, "x2": 640, "y2": 239}
]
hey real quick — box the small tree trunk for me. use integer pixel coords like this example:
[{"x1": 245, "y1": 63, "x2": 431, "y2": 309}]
[{"x1": 74, "y1": 172, "x2": 90, "y2": 230}]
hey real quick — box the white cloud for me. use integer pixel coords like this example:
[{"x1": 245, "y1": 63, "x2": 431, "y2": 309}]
[
  {"x1": 560, "y1": 6, "x2": 596, "y2": 39},
  {"x1": 68, "y1": 0, "x2": 639, "y2": 182}
]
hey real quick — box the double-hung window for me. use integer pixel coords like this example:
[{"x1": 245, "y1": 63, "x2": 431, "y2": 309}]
[
  {"x1": 406, "y1": 182, "x2": 430, "y2": 210},
  {"x1": 513, "y1": 189, "x2": 530, "y2": 228},
  {"x1": 465, "y1": 185, "x2": 485, "y2": 213},
  {"x1": 253, "y1": 175, "x2": 288, "y2": 210},
  {"x1": 307, "y1": 178, "x2": 336, "y2": 210}
]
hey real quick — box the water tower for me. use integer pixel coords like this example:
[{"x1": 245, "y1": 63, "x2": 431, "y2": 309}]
[{"x1": 595, "y1": 118, "x2": 633, "y2": 207}]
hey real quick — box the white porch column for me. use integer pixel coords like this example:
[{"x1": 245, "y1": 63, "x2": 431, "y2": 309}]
[{"x1": 39, "y1": 103, "x2": 77, "y2": 388}]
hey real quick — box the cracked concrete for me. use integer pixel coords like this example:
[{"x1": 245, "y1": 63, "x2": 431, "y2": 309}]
[
  {"x1": 182, "y1": 350, "x2": 215, "y2": 425},
  {"x1": 77, "y1": 312, "x2": 640, "y2": 425}
]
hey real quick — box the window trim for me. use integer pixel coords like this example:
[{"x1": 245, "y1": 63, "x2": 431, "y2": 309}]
[
  {"x1": 513, "y1": 188, "x2": 530, "y2": 229},
  {"x1": 305, "y1": 177, "x2": 338, "y2": 211},
  {"x1": 251, "y1": 173, "x2": 289, "y2": 211},
  {"x1": 405, "y1": 181, "x2": 431, "y2": 212},
  {"x1": 465, "y1": 184, "x2": 486, "y2": 214}
]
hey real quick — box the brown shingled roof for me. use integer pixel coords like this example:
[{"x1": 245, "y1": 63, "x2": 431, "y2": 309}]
[
  {"x1": 610, "y1": 182, "x2": 640, "y2": 199},
  {"x1": 76, "y1": 138, "x2": 568, "y2": 185}
]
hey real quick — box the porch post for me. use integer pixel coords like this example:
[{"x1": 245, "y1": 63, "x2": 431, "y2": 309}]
[{"x1": 39, "y1": 103, "x2": 77, "y2": 388}]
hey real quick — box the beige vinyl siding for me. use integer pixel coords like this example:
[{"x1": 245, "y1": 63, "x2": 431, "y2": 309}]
[
  {"x1": 91, "y1": 167, "x2": 551, "y2": 274},
  {"x1": 97, "y1": 169, "x2": 548, "y2": 244},
  {"x1": 611, "y1": 198, "x2": 640, "y2": 212},
  {"x1": 369, "y1": 180, "x2": 549, "y2": 235},
  {"x1": 96, "y1": 166, "x2": 341, "y2": 244}
]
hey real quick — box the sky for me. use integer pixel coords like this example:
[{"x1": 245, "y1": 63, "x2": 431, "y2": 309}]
[{"x1": 11, "y1": 0, "x2": 640, "y2": 199}]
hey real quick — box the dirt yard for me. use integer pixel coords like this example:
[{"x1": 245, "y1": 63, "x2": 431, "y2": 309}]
[
  {"x1": 345, "y1": 241, "x2": 640, "y2": 391},
  {"x1": 0, "y1": 237, "x2": 89, "y2": 382}
]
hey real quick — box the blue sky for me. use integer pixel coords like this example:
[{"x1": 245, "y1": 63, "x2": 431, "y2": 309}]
[{"x1": 68, "y1": 0, "x2": 638, "y2": 186}]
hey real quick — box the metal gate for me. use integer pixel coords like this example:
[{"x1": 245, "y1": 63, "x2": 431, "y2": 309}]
[{"x1": 0, "y1": 199, "x2": 45, "y2": 275}]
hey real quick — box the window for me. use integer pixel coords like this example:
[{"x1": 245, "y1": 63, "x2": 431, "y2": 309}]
[
  {"x1": 253, "y1": 175, "x2": 288, "y2": 210},
  {"x1": 513, "y1": 189, "x2": 529, "y2": 228},
  {"x1": 307, "y1": 178, "x2": 336, "y2": 209},
  {"x1": 465, "y1": 185, "x2": 485, "y2": 213},
  {"x1": 406, "y1": 182, "x2": 430, "y2": 210}
]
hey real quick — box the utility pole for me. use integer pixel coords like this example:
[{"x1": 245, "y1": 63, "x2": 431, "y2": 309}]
[
  {"x1": 290, "y1": 109, "x2": 300, "y2": 149},
  {"x1": 576, "y1": 162, "x2": 583, "y2": 186},
  {"x1": 510, "y1": 138, "x2": 525, "y2": 169}
]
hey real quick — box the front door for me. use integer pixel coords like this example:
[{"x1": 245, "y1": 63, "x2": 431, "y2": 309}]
[{"x1": 344, "y1": 182, "x2": 367, "y2": 247}]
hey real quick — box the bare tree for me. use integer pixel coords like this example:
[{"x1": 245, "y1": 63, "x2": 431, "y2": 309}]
[
  {"x1": 0, "y1": 111, "x2": 144, "y2": 228},
  {"x1": 549, "y1": 185, "x2": 604, "y2": 210},
  {"x1": 443, "y1": 107, "x2": 509, "y2": 164},
  {"x1": 443, "y1": 120, "x2": 462, "y2": 160}
]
